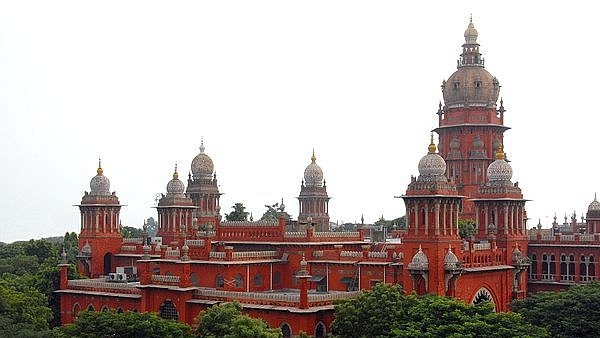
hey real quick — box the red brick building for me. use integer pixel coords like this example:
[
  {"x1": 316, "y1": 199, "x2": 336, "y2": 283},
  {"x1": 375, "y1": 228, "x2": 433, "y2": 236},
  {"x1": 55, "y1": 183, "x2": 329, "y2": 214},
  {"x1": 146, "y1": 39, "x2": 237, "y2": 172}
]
[{"x1": 58, "y1": 19, "x2": 533, "y2": 337}]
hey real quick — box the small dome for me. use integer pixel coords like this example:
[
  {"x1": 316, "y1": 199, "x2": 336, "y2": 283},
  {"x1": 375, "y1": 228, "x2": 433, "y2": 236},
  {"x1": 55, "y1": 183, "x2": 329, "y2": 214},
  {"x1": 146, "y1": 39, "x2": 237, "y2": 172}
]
[
  {"x1": 589, "y1": 194, "x2": 600, "y2": 211},
  {"x1": 444, "y1": 247, "x2": 461, "y2": 270},
  {"x1": 89, "y1": 161, "x2": 110, "y2": 196},
  {"x1": 304, "y1": 151, "x2": 324, "y2": 187},
  {"x1": 166, "y1": 164, "x2": 185, "y2": 196},
  {"x1": 81, "y1": 242, "x2": 92, "y2": 256},
  {"x1": 408, "y1": 246, "x2": 429, "y2": 270},
  {"x1": 487, "y1": 149, "x2": 513, "y2": 182},
  {"x1": 511, "y1": 246, "x2": 523, "y2": 264},
  {"x1": 191, "y1": 140, "x2": 214, "y2": 180},
  {"x1": 417, "y1": 138, "x2": 447, "y2": 181}
]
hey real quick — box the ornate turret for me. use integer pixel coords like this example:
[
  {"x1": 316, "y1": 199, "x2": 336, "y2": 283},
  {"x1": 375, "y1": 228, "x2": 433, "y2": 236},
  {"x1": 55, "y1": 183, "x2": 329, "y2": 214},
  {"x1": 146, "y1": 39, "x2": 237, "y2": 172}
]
[
  {"x1": 156, "y1": 164, "x2": 196, "y2": 246},
  {"x1": 298, "y1": 150, "x2": 330, "y2": 231},
  {"x1": 186, "y1": 138, "x2": 222, "y2": 230}
]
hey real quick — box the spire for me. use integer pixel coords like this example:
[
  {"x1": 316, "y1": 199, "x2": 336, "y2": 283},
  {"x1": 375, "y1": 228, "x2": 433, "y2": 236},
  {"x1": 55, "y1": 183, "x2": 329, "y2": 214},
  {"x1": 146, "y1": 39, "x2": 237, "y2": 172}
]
[
  {"x1": 173, "y1": 163, "x2": 179, "y2": 179},
  {"x1": 97, "y1": 157, "x2": 103, "y2": 175},
  {"x1": 311, "y1": 148, "x2": 316, "y2": 163},
  {"x1": 459, "y1": 16, "x2": 483, "y2": 68},
  {"x1": 200, "y1": 137, "x2": 205, "y2": 153}
]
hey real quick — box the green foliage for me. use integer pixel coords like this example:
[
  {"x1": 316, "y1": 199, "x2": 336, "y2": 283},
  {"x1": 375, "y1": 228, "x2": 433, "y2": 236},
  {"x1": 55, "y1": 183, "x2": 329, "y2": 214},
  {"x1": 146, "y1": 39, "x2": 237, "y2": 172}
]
[
  {"x1": 225, "y1": 203, "x2": 250, "y2": 221},
  {"x1": 146, "y1": 217, "x2": 158, "y2": 237},
  {"x1": 196, "y1": 302, "x2": 282, "y2": 338},
  {"x1": 332, "y1": 283, "x2": 548, "y2": 338},
  {"x1": 259, "y1": 202, "x2": 290, "y2": 222},
  {"x1": 121, "y1": 226, "x2": 143, "y2": 238},
  {"x1": 56, "y1": 310, "x2": 195, "y2": 338},
  {"x1": 0, "y1": 273, "x2": 53, "y2": 337},
  {"x1": 458, "y1": 219, "x2": 476, "y2": 239},
  {"x1": 511, "y1": 281, "x2": 600, "y2": 338},
  {"x1": 374, "y1": 215, "x2": 406, "y2": 232}
]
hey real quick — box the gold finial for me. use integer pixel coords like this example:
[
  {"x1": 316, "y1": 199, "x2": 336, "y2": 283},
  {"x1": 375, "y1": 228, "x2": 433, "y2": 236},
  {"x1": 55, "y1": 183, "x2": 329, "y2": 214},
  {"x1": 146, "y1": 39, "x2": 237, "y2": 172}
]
[
  {"x1": 495, "y1": 144, "x2": 505, "y2": 160},
  {"x1": 97, "y1": 157, "x2": 103, "y2": 175},
  {"x1": 311, "y1": 148, "x2": 316, "y2": 163},
  {"x1": 427, "y1": 133, "x2": 437, "y2": 153},
  {"x1": 199, "y1": 137, "x2": 205, "y2": 153},
  {"x1": 173, "y1": 163, "x2": 179, "y2": 179}
]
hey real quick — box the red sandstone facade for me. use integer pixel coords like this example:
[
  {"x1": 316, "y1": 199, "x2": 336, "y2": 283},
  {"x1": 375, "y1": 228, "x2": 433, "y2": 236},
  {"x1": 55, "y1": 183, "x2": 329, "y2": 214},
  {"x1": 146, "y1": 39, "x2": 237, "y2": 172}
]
[{"x1": 57, "y1": 19, "x2": 588, "y2": 337}]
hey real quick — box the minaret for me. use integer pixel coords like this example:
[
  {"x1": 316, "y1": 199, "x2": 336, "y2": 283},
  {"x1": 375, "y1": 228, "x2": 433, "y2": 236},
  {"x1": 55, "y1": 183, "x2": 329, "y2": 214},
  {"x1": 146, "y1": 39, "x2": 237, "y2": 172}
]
[
  {"x1": 435, "y1": 17, "x2": 507, "y2": 220},
  {"x1": 186, "y1": 139, "x2": 221, "y2": 229},
  {"x1": 76, "y1": 159, "x2": 123, "y2": 278},
  {"x1": 401, "y1": 136, "x2": 463, "y2": 296},
  {"x1": 298, "y1": 150, "x2": 330, "y2": 231},
  {"x1": 156, "y1": 164, "x2": 196, "y2": 246}
]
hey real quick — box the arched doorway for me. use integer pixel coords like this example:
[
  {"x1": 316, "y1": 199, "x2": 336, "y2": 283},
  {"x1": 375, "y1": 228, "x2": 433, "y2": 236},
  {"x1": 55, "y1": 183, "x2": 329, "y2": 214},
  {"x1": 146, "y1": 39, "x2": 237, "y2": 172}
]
[
  {"x1": 280, "y1": 323, "x2": 292, "y2": 338},
  {"x1": 315, "y1": 322, "x2": 326, "y2": 338},
  {"x1": 159, "y1": 300, "x2": 178, "y2": 320},
  {"x1": 471, "y1": 287, "x2": 496, "y2": 311}
]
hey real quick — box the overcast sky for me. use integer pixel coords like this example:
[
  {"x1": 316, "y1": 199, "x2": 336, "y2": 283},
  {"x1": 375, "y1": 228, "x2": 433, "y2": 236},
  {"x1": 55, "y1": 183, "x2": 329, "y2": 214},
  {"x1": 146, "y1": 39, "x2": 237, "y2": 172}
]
[{"x1": 1, "y1": 1, "x2": 598, "y2": 243}]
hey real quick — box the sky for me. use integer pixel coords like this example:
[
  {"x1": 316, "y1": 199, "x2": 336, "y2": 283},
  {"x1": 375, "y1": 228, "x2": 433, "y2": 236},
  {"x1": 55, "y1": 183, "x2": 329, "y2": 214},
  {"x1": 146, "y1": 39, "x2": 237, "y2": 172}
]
[{"x1": 1, "y1": 1, "x2": 599, "y2": 243}]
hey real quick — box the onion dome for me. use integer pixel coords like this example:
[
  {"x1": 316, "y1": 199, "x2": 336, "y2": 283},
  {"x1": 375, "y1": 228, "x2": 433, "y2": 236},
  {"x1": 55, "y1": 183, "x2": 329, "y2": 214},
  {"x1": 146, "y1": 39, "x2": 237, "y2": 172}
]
[
  {"x1": 304, "y1": 150, "x2": 324, "y2": 187},
  {"x1": 588, "y1": 194, "x2": 600, "y2": 212},
  {"x1": 407, "y1": 245, "x2": 429, "y2": 270},
  {"x1": 417, "y1": 135, "x2": 447, "y2": 182},
  {"x1": 444, "y1": 246, "x2": 461, "y2": 270},
  {"x1": 487, "y1": 147, "x2": 513, "y2": 183},
  {"x1": 441, "y1": 17, "x2": 500, "y2": 109},
  {"x1": 89, "y1": 159, "x2": 110, "y2": 196},
  {"x1": 166, "y1": 164, "x2": 186, "y2": 197},
  {"x1": 191, "y1": 139, "x2": 214, "y2": 180}
]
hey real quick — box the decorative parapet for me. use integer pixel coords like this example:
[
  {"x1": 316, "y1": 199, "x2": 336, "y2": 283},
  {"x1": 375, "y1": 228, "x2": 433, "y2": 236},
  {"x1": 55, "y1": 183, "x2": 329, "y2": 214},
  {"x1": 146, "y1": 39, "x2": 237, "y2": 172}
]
[
  {"x1": 121, "y1": 245, "x2": 137, "y2": 252},
  {"x1": 313, "y1": 251, "x2": 324, "y2": 258},
  {"x1": 122, "y1": 238, "x2": 144, "y2": 244},
  {"x1": 185, "y1": 239, "x2": 206, "y2": 246},
  {"x1": 368, "y1": 251, "x2": 388, "y2": 259},
  {"x1": 151, "y1": 274, "x2": 180, "y2": 285},
  {"x1": 529, "y1": 233, "x2": 599, "y2": 243},
  {"x1": 232, "y1": 251, "x2": 279, "y2": 259},
  {"x1": 164, "y1": 248, "x2": 180, "y2": 258},
  {"x1": 220, "y1": 221, "x2": 279, "y2": 227},
  {"x1": 284, "y1": 231, "x2": 306, "y2": 238},
  {"x1": 472, "y1": 243, "x2": 491, "y2": 251},
  {"x1": 67, "y1": 279, "x2": 140, "y2": 294},
  {"x1": 194, "y1": 288, "x2": 361, "y2": 306},
  {"x1": 340, "y1": 251, "x2": 362, "y2": 258},
  {"x1": 209, "y1": 252, "x2": 226, "y2": 259},
  {"x1": 314, "y1": 231, "x2": 360, "y2": 238}
]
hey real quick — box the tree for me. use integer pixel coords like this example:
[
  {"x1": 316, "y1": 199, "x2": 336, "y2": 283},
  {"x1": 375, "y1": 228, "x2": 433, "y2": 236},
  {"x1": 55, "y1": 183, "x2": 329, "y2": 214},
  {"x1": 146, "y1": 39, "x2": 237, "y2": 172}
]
[
  {"x1": 331, "y1": 283, "x2": 548, "y2": 338},
  {"x1": 56, "y1": 310, "x2": 195, "y2": 338},
  {"x1": 196, "y1": 302, "x2": 282, "y2": 338},
  {"x1": 458, "y1": 219, "x2": 476, "y2": 239},
  {"x1": 225, "y1": 203, "x2": 249, "y2": 221},
  {"x1": 0, "y1": 273, "x2": 53, "y2": 337},
  {"x1": 146, "y1": 217, "x2": 158, "y2": 237},
  {"x1": 259, "y1": 202, "x2": 290, "y2": 222},
  {"x1": 511, "y1": 281, "x2": 600, "y2": 338},
  {"x1": 121, "y1": 226, "x2": 143, "y2": 238}
]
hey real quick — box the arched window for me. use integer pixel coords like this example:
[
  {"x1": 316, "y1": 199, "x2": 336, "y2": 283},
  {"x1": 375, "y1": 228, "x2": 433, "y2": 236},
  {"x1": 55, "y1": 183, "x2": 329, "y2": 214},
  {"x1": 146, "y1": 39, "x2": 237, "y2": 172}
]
[
  {"x1": 529, "y1": 254, "x2": 537, "y2": 279},
  {"x1": 87, "y1": 304, "x2": 95, "y2": 311},
  {"x1": 72, "y1": 303, "x2": 81, "y2": 319},
  {"x1": 159, "y1": 300, "x2": 178, "y2": 320},
  {"x1": 560, "y1": 254, "x2": 568, "y2": 280},
  {"x1": 116, "y1": 307, "x2": 124, "y2": 313},
  {"x1": 589, "y1": 255, "x2": 596, "y2": 280},
  {"x1": 550, "y1": 254, "x2": 556, "y2": 278},
  {"x1": 190, "y1": 272, "x2": 199, "y2": 287},
  {"x1": 569, "y1": 255, "x2": 576, "y2": 280},
  {"x1": 280, "y1": 323, "x2": 292, "y2": 338},
  {"x1": 580, "y1": 255, "x2": 588, "y2": 281},
  {"x1": 101, "y1": 305, "x2": 109, "y2": 312},
  {"x1": 315, "y1": 322, "x2": 326, "y2": 338},
  {"x1": 216, "y1": 274, "x2": 224, "y2": 288},
  {"x1": 254, "y1": 273, "x2": 263, "y2": 287},
  {"x1": 234, "y1": 273, "x2": 243, "y2": 288}
]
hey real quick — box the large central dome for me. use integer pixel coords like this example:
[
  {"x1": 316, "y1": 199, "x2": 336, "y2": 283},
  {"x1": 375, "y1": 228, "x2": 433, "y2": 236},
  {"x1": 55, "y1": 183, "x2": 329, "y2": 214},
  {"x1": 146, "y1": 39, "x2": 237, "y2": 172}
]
[
  {"x1": 191, "y1": 140, "x2": 214, "y2": 180},
  {"x1": 304, "y1": 151, "x2": 324, "y2": 187},
  {"x1": 441, "y1": 18, "x2": 500, "y2": 109}
]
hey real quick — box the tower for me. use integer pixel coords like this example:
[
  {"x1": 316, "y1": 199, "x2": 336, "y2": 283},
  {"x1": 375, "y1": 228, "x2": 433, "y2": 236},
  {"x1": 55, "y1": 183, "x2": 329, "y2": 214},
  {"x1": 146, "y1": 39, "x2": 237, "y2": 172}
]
[
  {"x1": 186, "y1": 139, "x2": 221, "y2": 230},
  {"x1": 402, "y1": 137, "x2": 463, "y2": 296},
  {"x1": 586, "y1": 194, "x2": 600, "y2": 234},
  {"x1": 156, "y1": 164, "x2": 196, "y2": 246},
  {"x1": 298, "y1": 150, "x2": 330, "y2": 231},
  {"x1": 76, "y1": 160, "x2": 123, "y2": 278},
  {"x1": 435, "y1": 17, "x2": 508, "y2": 220}
]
